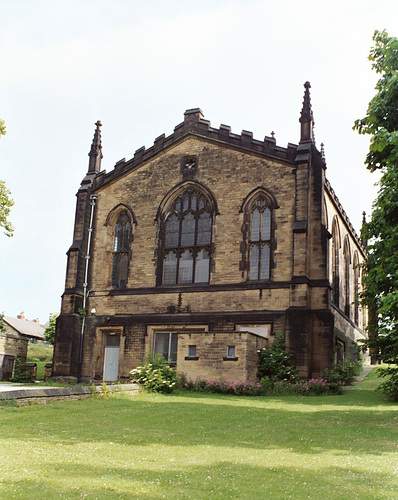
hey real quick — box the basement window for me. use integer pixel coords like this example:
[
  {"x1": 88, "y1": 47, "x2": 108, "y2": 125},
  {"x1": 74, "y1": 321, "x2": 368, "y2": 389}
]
[
  {"x1": 223, "y1": 345, "x2": 238, "y2": 361},
  {"x1": 227, "y1": 345, "x2": 236, "y2": 358}
]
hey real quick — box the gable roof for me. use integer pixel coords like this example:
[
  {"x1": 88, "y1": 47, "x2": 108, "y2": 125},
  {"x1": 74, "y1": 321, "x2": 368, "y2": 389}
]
[
  {"x1": 92, "y1": 108, "x2": 300, "y2": 192},
  {"x1": 3, "y1": 316, "x2": 45, "y2": 340}
]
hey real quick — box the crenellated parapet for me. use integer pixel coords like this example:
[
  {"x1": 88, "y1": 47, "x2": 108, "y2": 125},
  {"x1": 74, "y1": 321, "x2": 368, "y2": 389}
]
[
  {"x1": 324, "y1": 178, "x2": 366, "y2": 255},
  {"x1": 93, "y1": 108, "x2": 299, "y2": 189}
]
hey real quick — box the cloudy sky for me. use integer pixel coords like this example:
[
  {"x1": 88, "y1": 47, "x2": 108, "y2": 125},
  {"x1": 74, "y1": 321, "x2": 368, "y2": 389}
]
[{"x1": 0, "y1": 0, "x2": 397, "y2": 323}]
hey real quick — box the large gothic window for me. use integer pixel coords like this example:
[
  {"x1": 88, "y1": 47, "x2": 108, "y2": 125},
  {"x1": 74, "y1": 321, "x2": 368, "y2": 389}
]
[
  {"x1": 112, "y1": 212, "x2": 132, "y2": 287},
  {"x1": 344, "y1": 237, "x2": 351, "y2": 318},
  {"x1": 161, "y1": 188, "x2": 213, "y2": 285},
  {"x1": 353, "y1": 252, "x2": 360, "y2": 325},
  {"x1": 331, "y1": 219, "x2": 340, "y2": 307},
  {"x1": 249, "y1": 196, "x2": 272, "y2": 280}
]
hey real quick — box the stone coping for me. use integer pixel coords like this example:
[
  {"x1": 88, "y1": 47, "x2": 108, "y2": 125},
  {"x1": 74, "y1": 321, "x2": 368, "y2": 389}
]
[{"x1": 0, "y1": 383, "x2": 139, "y2": 400}]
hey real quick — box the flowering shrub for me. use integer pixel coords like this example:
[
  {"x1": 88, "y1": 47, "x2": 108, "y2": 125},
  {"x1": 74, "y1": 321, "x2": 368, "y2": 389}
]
[
  {"x1": 183, "y1": 378, "x2": 263, "y2": 396},
  {"x1": 130, "y1": 354, "x2": 177, "y2": 394},
  {"x1": 182, "y1": 376, "x2": 342, "y2": 396},
  {"x1": 257, "y1": 333, "x2": 299, "y2": 383}
]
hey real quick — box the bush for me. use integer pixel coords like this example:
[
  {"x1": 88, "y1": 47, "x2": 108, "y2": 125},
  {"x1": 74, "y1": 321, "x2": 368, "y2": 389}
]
[
  {"x1": 182, "y1": 376, "x2": 342, "y2": 397},
  {"x1": 377, "y1": 366, "x2": 398, "y2": 401},
  {"x1": 257, "y1": 333, "x2": 299, "y2": 383},
  {"x1": 130, "y1": 354, "x2": 177, "y2": 394},
  {"x1": 321, "y1": 361, "x2": 362, "y2": 386},
  {"x1": 9, "y1": 358, "x2": 34, "y2": 383}
]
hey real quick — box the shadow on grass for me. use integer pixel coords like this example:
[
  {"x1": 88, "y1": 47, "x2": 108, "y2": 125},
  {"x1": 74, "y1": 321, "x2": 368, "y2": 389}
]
[
  {"x1": 1, "y1": 384, "x2": 398, "y2": 457},
  {"x1": 1, "y1": 461, "x2": 396, "y2": 499}
]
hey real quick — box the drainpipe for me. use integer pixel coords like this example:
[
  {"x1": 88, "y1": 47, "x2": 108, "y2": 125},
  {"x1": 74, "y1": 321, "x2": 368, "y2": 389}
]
[{"x1": 78, "y1": 194, "x2": 97, "y2": 381}]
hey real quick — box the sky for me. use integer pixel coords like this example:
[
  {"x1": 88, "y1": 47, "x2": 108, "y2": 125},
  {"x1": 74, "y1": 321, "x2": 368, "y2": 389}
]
[{"x1": 0, "y1": 0, "x2": 397, "y2": 324}]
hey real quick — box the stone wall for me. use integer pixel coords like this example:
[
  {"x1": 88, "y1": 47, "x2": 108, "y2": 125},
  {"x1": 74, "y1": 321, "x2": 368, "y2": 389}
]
[{"x1": 177, "y1": 331, "x2": 267, "y2": 382}]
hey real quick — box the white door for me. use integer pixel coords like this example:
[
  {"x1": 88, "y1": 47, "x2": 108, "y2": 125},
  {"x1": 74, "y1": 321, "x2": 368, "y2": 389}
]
[{"x1": 104, "y1": 335, "x2": 120, "y2": 381}]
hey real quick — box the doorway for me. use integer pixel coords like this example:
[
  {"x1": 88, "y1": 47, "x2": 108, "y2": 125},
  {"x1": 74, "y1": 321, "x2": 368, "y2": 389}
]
[{"x1": 103, "y1": 334, "x2": 120, "y2": 381}]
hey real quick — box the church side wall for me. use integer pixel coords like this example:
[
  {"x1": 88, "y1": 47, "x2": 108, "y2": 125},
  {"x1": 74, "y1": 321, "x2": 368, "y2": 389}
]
[{"x1": 324, "y1": 189, "x2": 368, "y2": 362}]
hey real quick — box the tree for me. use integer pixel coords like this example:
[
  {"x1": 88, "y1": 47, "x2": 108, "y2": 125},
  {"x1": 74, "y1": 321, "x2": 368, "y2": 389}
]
[
  {"x1": 0, "y1": 118, "x2": 14, "y2": 237},
  {"x1": 44, "y1": 313, "x2": 59, "y2": 345},
  {"x1": 0, "y1": 312, "x2": 6, "y2": 333},
  {"x1": 354, "y1": 30, "x2": 398, "y2": 399},
  {"x1": 0, "y1": 118, "x2": 5, "y2": 138}
]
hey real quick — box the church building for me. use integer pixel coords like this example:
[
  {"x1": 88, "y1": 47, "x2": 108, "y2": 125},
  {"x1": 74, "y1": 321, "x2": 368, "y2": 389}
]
[{"x1": 53, "y1": 83, "x2": 367, "y2": 382}]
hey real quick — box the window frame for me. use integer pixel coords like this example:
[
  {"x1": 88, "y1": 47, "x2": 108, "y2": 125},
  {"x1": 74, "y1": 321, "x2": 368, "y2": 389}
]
[
  {"x1": 353, "y1": 252, "x2": 360, "y2": 326},
  {"x1": 343, "y1": 237, "x2": 351, "y2": 318},
  {"x1": 159, "y1": 187, "x2": 214, "y2": 286},
  {"x1": 241, "y1": 191, "x2": 274, "y2": 282},
  {"x1": 187, "y1": 345, "x2": 197, "y2": 358},
  {"x1": 111, "y1": 211, "x2": 133, "y2": 288},
  {"x1": 227, "y1": 345, "x2": 236, "y2": 358},
  {"x1": 331, "y1": 218, "x2": 341, "y2": 308},
  {"x1": 153, "y1": 332, "x2": 178, "y2": 364}
]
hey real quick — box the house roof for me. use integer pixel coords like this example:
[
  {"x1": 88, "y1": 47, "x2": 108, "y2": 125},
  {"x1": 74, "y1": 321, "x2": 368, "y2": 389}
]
[{"x1": 3, "y1": 316, "x2": 45, "y2": 340}]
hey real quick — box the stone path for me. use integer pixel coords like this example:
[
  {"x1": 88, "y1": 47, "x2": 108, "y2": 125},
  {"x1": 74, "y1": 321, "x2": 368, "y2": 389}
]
[
  {"x1": 353, "y1": 364, "x2": 376, "y2": 384},
  {"x1": 0, "y1": 382, "x2": 139, "y2": 401}
]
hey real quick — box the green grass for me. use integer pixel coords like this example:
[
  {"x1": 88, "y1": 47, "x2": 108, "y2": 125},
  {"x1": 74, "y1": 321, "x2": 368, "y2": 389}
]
[
  {"x1": 0, "y1": 369, "x2": 397, "y2": 499},
  {"x1": 35, "y1": 361, "x2": 46, "y2": 381}
]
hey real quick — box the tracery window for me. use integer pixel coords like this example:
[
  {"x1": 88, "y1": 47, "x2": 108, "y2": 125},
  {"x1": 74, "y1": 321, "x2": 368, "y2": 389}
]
[
  {"x1": 112, "y1": 212, "x2": 132, "y2": 287},
  {"x1": 331, "y1": 219, "x2": 340, "y2": 307},
  {"x1": 249, "y1": 196, "x2": 272, "y2": 280},
  {"x1": 353, "y1": 252, "x2": 360, "y2": 325},
  {"x1": 162, "y1": 188, "x2": 213, "y2": 285},
  {"x1": 344, "y1": 237, "x2": 351, "y2": 318}
]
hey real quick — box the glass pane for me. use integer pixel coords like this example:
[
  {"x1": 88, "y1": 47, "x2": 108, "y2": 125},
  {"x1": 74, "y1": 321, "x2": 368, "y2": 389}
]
[
  {"x1": 191, "y1": 191, "x2": 197, "y2": 210},
  {"x1": 250, "y1": 245, "x2": 260, "y2": 280},
  {"x1": 227, "y1": 346, "x2": 235, "y2": 357},
  {"x1": 114, "y1": 223, "x2": 122, "y2": 251},
  {"x1": 197, "y1": 212, "x2": 212, "y2": 245},
  {"x1": 261, "y1": 208, "x2": 271, "y2": 241},
  {"x1": 154, "y1": 333, "x2": 170, "y2": 360},
  {"x1": 198, "y1": 196, "x2": 205, "y2": 210},
  {"x1": 195, "y1": 249, "x2": 210, "y2": 283},
  {"x1": 106, "y1": 335, "x2": 120, "y2": 347},
  {"x1": 182, "y1": 193, "x2": 189, "y2": 212},
  {"x1": 178, "y1": 250, "x2": 193, "y2": 283},
  {"x1": 175, "y1": 197, "x2": 182, "y2": 213},
  {"x1": 119, "y1": 254, "x2": 129, "y2": 287},
  {"x1": 170, "y1": 333, "x2": 178, "y2": 363},
  {"x1": 165, "y1": 214, "x2": 179, "y2": 248},
  {"x1": 188, "y1": 345, "x2": 197, "y2": 357},
  {"x1": 181, "y1": 213, "x2": 195, "y2": 246},
  {"x1": 260, "y1": 245, "x2": 270, "y2": 280},
  {"x1": 121, "y1": 222, "x2": 131, "y2": 251},
  {"x1": 251, "y1": 209, "x2": 260, "y2": 242},
  {"x1": 163, "y1": 252, "x2": 177, "y2": 284}
]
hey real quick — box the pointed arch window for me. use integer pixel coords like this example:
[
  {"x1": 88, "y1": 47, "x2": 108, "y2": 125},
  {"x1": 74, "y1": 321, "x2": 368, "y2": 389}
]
[
  {"x1": 161, "y1": 188, "x2": 213, "y2": 285},
  {"x1": 344, "y1": 237, "x2": 351, "y2": 318},
  {"x1": 112, "y1": 212, "x2": 132, "y2": 288},
  {"x1": 248, "y1": 196, "x2": 272, "y2": 280},
  {"x1": 353, "y1": 252, "x2": 360, "y2": 325},
  {"x1": 331, "y1": 219, "x2": 340, "y2": 307}
]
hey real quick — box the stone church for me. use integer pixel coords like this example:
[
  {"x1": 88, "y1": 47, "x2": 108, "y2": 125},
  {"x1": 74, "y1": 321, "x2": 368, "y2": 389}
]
[{"x1": 53, "y1": 82, "x2": 367, "y2": 383}]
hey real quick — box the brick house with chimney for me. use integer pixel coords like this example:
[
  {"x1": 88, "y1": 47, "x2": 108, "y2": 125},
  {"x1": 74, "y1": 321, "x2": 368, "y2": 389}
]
[
  {"x1": 52, "y1": 83, "x2": 367, "y2": 383},
  {"x1": 0, "y1": 312, "x2": 45, "y2": 380}
]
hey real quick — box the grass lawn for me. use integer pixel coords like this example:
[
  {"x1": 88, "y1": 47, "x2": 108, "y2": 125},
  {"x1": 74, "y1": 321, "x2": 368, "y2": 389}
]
[
  {"x1": 1, "y1": 369, "x2": 397, "y2": 499},
  {"x1": 35, "y1": 361, "x2": 46, "y2": 381}
]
